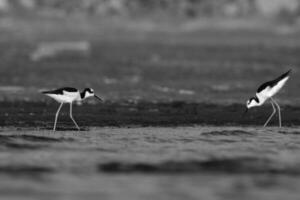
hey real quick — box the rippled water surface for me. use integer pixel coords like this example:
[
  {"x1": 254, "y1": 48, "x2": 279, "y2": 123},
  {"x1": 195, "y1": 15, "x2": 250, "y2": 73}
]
[{"x1": 1, "y1": 127, "x2": 300, "y2": 200}]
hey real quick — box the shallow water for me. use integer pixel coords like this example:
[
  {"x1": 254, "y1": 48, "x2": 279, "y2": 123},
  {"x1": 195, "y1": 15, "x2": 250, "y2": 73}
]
[{"x1": 0, "y1": 127, "x2": 300, "y2": 200}]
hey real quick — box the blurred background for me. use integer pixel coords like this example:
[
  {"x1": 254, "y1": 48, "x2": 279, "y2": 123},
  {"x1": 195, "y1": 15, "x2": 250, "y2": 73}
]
[{"x1": 0, "y1": 0, "x2": 299, "y2": 104}]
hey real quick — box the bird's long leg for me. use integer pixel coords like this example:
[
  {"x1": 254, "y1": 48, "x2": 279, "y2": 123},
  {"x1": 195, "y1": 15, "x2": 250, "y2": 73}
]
[
  {"x1": 263, "y1": 100, "x2": 276, "y2": 127},
  {"x1": 54, "y1": 103, "x2": 64, "y2": 131},
  {"x1": 271, "y1": 98, "x2": 282, "y2": 128},
  {"x1": 69, "y1": 103, "x2": 80, "y2": 131}
]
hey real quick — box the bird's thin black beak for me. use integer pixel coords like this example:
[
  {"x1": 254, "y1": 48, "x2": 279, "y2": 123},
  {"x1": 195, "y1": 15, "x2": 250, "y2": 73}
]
[{"x1": 95, "y1": 95, "x2": 103, "y2": 102}]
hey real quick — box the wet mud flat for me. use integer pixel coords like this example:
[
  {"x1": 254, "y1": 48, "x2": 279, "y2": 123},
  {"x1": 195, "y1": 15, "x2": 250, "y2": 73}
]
[
  {"x1": 0, "y1": 101, "x2": 300, "y2": 128},
  {"x1": 0, "y1": 127, "x2": 300, "y2": 200}
]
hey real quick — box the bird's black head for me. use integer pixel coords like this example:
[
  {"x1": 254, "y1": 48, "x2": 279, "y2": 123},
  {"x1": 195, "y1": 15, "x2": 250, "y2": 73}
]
[
  {"x1": 244, "y1": 96, "x2": 260, "y2": 115},
  {"x1": 84, "y1": 88, "x2": 94, "y2": 94},
  {"x1": 246, "y1": 96, "x2": 260, "y2": 109},
  {"x1": 81, "y1": 88, "x2": 103, "y2": 102}
]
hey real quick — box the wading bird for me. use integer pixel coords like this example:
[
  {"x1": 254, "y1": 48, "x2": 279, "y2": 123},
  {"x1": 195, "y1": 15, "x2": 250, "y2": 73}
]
[
  {"x1": 42, "y1": 87, "x2": 103, "y2": 131},
  {"x1": 245, "y1": 69, "x2": 291, "y2": 127}
]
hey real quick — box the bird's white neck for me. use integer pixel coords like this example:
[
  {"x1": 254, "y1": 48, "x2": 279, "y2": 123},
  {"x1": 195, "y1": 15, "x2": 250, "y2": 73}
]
[
  {"x1": 256, "y1": 94, "x2": 267, "y2": 106},
  {"x1": 80, "y1": 91, "x2": 87, "y2": 100}
]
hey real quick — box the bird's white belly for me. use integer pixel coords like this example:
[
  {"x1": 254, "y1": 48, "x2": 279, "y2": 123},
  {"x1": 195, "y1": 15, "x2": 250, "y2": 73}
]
[{"x1": 46, "y1": 93, "x2": 79, "y2": 103}]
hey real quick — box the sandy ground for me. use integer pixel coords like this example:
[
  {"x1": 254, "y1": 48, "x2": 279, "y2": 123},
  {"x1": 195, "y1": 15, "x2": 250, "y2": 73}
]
[{"x1": 0, "y1": 127, "x2": 300, "y2": 200}]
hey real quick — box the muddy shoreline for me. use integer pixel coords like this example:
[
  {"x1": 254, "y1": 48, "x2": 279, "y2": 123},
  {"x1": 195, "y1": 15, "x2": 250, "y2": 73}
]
[{"x1": 0, "y1": 101, "x2": 299, "y2": 128}]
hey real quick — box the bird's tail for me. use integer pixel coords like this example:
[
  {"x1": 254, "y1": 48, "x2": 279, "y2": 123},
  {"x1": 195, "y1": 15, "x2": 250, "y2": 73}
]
[
  {"x1": 285, "y1": 69, "x2": 292, "y2": 76},
  {"x1": 276, "y1": 69, "x2": 292, "y2": 81}
]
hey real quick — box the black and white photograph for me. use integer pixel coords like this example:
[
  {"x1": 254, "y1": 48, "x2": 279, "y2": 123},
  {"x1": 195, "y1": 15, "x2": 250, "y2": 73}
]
[{"x1": 0, "y1": 0, "x2": 300, "y2": 199}]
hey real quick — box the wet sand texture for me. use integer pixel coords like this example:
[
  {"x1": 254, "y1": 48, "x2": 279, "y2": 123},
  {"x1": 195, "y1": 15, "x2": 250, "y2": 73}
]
[
  {"x1": 0, "y1": 127, "x2": 300, "y2": 200},
  {"x1": 0, "y1": 101, "x2": 299, "y2": 128}
]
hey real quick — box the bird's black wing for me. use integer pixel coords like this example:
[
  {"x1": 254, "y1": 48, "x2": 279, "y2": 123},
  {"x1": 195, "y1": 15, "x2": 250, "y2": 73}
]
[
  {"x1": 42, "y1": 87, "x2": 78, "y2": 95},
  {"x1": 257, "y1": 70, "x2": 291, "y2": 93}
]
